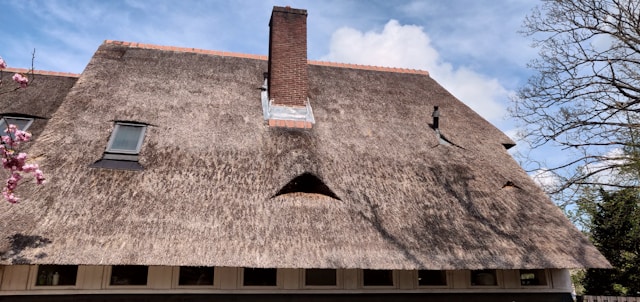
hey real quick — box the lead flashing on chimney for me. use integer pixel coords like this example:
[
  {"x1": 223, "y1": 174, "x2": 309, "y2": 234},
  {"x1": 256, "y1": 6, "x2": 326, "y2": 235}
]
[{"x1": 261, "y1": 78, "x2": 315, "y2": 129}]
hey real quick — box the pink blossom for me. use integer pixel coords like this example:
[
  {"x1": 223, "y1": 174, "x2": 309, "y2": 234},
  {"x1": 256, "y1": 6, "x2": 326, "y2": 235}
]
[
  {"x1": 0, "y1": 123, "x2": 44, "y2": 203},
  {"x1": 0, "y1": 56, "x2": 6, "y2": 69},
  {"x1": 15, "y1": 130, "x2": 32, "y2": 142},
  {"x1": 12, "y1": 73, "x2": 28, "y2": 88},
  {"x1": 2, "y1": 189, "x2": 19, "y2": 204},
  {"x1": 1, "y1": 135, "x2": 11, "y2": 145},
  {"x1": 22, "y1": 163, "x2": 38, "y2": 173},
  {"x1": 5, "y1": 124, "x2": 17, "y2": 133},
  {"x1": 35, "y1": 169, "x2": 45, "y2": 185}
]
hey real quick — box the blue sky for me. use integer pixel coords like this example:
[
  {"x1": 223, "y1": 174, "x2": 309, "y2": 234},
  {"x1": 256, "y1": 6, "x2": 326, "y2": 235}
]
[{"x1": 2, "y1": 0, "x2": 555, "y2": 173}]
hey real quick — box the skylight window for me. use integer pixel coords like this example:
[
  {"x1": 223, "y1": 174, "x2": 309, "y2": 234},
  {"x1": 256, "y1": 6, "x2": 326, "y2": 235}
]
[
  {"x1": 106, "y1": 122, "x2": 146, "y2": 154},
  {"x1": 90, "y1": 121, "x2": 147, "y2": 170},
  {"x1": 0, "y1": 116, "x2": 34, "y2": 131}
]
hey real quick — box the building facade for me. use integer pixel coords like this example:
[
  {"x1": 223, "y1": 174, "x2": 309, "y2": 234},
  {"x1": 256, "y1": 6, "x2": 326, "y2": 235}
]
[{"x1": 0, "y1": 6, "x2": 609, "y2": 302}]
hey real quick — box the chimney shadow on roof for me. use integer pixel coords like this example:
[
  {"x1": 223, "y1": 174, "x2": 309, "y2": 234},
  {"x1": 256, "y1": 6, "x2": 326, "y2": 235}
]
[{"x1": 272, "y1": 172, "x2": 341, "y2": 200}]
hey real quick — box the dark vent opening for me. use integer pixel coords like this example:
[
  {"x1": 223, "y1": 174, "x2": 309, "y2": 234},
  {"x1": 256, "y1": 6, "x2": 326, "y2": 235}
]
[
  {"x1": 501, "y1": 181, "x2": 521, "y2": 190},
  {"x1": 503, "y1": 143, "x2": 516, "y2": 150},
  {"x1": 274, "y1": 172, "x2": 341, "y2": 200}
]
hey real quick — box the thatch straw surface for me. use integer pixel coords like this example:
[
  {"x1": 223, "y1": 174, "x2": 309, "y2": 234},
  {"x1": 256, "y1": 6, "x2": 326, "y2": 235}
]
[
  {"x1": 0, "y1": 72, "x2": 78, "y2": 141},
  {"x1": 0, "y1": 42, "x2": 609, "y2": 269}
]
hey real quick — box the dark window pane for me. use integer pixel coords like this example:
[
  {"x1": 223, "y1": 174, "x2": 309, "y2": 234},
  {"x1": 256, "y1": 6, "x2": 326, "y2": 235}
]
[
  {"x1": 35, "y1": 265, "x2": 78, "y2": 286},
  {"x1": 110, "y1": 265, "x2": 148, "y2": 286},
  {"x1": 243, "y1": 268, "x2": 277, "y2": 286},
  {"x1": 305, "y1": 269, "x2": 337, "y2": 286},
  {"x1": 471, "y1": 269, "x2": 497, "y2": 286},
  {"x1": 179, "y1": 266, "x2": 214, "y2": 286},
  {"x1": 418, "y1": 270, "x2": 447, "y2": 286},
  {"x1": 363, "y1": 269, "x2": 393, "y2": 286},
  {"x1": 520, "y1": 269, "x2": 547, "y2": 286}
]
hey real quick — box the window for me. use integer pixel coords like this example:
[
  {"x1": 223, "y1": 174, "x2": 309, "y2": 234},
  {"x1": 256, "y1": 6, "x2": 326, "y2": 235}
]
[
  {"x1": 110, "y1": 265, "x2": 148, "y2": 286},
  {"x1": 418, "y1": 270, "x2": 447, "y2": 286},
  {"x1": 520, "y1": 269, "x2": 547, "y2": 286},
  {"x1": 179, "y1": 266, "x2": 214, "y2": 286},
  {"x1": 35, "y1": 265, "x2": 78, "y2": 286},
  {"x1": 106, "y1": 122, "x2": 146, "y2": 154},
  {"x1": 243, "y1": 268, "x2": 277, "y2": 286},
  {"x1": 362, "y1": 269, "x2": 394, "y2": 287},
  {"x1": 305, "y1": 269, "x2": 337, "y2": 286},
  {"x1": 92, "y1": 122, "x2": 147, "y2": 170},
  {"x1": 0, "y1": 116, "x2": 34, "y2": 132},
  {"x1": 470, "y1": 269, "x2": 498, "y2": 286}
]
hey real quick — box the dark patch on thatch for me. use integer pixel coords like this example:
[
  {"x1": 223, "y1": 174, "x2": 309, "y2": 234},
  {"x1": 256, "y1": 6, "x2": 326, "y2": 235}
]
[
  {"x1": 0, "y1": 233, "x2": 51, "y2": 264},
  {"x1": 0, "y1": 42, "x2": 609, "y2": 269}
]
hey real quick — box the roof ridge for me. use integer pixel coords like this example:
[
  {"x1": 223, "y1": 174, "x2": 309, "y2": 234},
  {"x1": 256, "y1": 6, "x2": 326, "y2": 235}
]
[
  {"x1": 2, "y1": 67, "x2": 80, "y2": 78},
  {"x1": 104, "y1": 40, "x2": 429, "y2": 76},
  {"x1": 307, "y1": 59, "x2": 429, "y2": 76},
  {"x1": 105, "y1": 40, "x2": 269, "y2": 61}
]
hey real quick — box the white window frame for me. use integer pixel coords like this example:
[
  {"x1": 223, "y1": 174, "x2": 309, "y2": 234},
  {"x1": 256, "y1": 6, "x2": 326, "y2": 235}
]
[
  {"x1": 0, "y1": 116, "x2": 34, "y2": 131},
  {"x1": 27, "y1": 265, "x2": 82, "y2": 290},
  {"x1": 106, "y1": 122, "x2": 147, "y2": 154}
]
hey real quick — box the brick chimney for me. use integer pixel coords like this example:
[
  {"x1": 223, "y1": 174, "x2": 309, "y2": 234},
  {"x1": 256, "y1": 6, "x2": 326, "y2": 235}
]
[
  {"x1": 268, "y1": 6, "x2": 308, "y2": 107},
  {"x1": 262, "y1": 6, "x2": 314, "y2": 129}
]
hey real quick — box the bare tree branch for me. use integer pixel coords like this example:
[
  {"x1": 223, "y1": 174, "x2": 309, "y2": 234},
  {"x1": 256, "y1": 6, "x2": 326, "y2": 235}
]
[{"x1": 513, "y1": 0, "x2": 640, "y2": 201}]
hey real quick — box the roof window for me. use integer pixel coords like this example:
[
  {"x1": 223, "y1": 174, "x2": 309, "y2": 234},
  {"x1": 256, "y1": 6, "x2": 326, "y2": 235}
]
[
  {"x1": 90, "y1": 121, "x2": 147, "y2": 170},
  {"x1": 106, "y1": 122, "x2": 146, "y2": 154},
  {"x1": 0, "y1": 116, "x2": 34, "y2": 132}
]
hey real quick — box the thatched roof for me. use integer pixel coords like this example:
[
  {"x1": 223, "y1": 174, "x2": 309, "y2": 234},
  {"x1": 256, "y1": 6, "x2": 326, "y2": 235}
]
[
  {"x1": 0, "y1": 69, "x2": 78, "y2": 141},
  {"x1": 0, "y1": 41, "x2": 609, "y2": 269}
]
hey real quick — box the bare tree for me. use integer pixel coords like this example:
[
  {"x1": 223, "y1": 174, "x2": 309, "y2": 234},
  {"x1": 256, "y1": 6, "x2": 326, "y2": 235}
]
[{"x1": 513, "y1": 0, "x2": 640, "y2": 197}]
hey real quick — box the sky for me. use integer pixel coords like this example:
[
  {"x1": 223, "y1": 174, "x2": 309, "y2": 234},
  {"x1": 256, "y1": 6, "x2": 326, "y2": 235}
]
[{"x1": 1, "y1": 0, "x2": 550, "y2": 171}]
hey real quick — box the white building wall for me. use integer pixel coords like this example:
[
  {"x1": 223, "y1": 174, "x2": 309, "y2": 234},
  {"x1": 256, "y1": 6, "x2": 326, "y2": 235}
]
[{"x1": 0, "y1": 265, "x2": 573, "y2": 295}]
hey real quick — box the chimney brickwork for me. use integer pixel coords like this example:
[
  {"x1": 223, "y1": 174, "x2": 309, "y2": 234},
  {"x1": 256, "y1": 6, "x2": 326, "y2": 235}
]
[{"x1": 268, "y1": 6, "x2": 308, "y2": 107}]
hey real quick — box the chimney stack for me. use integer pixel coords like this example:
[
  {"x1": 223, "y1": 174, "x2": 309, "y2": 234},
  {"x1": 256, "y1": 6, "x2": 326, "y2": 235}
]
[
  {"x1": 268, "y1": 6, "x2": 308, "y2": 107},
  {"x1": 262, "y1": 6, "x2": 314, "y2": 129}
]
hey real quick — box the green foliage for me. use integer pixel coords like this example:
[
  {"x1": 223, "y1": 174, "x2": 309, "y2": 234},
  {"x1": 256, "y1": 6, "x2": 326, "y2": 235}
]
[{"x1": 583, "y1": 188, "x2": 640, "y2": 296}]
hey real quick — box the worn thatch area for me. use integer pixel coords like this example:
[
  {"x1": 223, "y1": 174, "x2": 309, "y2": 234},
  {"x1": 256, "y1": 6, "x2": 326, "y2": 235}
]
[{"x1": 0, "y1": 41, "x2": 609, "y2": 269}]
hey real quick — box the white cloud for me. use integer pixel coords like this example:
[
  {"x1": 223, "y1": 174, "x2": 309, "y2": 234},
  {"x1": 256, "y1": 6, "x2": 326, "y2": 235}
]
[
  {"x1": 581, "y1": 148, "x2": 630, "y2": 187},
  {"x1": 530, "y1": 169, "x2": 562, "y2": 193},
  {"x1": 320, "y1": 20, "x2": 511, "y2": 123}
]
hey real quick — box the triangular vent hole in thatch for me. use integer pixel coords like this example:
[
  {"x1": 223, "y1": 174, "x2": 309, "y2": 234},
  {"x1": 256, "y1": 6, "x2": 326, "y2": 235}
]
[{"x1": 273, "y1": 172, "x2": 341, "y2": 200}]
